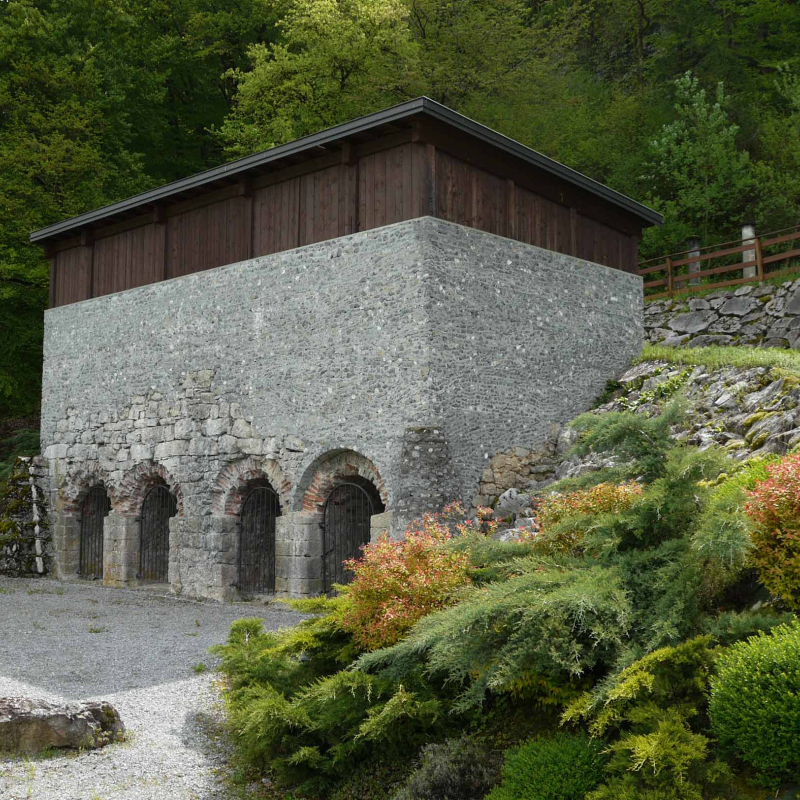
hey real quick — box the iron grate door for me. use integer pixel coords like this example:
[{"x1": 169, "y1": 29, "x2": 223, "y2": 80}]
[
  {"x1": 238, "y1": 485, "x2": 280, "y2": 594},
  {"x1": 322, "y1": 482, "x2": 381, "y2": 592},
  {"x1": 79, "y1": 486, "x2": 110, "y2": 579},
  {"x1": 139, "y1": 485, "x2": 177, "y2": 583}
]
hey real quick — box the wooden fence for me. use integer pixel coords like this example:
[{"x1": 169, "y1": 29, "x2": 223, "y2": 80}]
[{"x1": 638, "y1": 225, "x2": 800, "y2": 299}]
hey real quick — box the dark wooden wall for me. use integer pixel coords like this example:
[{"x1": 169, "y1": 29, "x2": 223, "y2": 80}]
[{"x1": 48, "y1": 135, "x2": 642, "y2": 308}]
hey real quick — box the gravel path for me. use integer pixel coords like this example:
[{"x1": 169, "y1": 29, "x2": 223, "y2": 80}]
[{"x1": 0, "y1": 576, "x2": 302, "y2": 800}]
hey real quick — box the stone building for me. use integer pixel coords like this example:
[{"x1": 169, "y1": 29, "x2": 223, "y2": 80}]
[{"x1": 31, "y1": 98, "x2": 659, "y2": 599}]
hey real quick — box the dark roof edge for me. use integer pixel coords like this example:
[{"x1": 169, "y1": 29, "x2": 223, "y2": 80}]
[{"x1": 30, "y1": 97, "x2": 661, "y2": 243}]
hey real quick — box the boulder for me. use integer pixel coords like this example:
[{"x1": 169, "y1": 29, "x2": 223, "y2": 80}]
[
  {"x1": 689, "y1": 335, "x2": 733, "y2": 348},
  {"x1": 0, "y1": 697, "x2": 124, "y2": 753}
]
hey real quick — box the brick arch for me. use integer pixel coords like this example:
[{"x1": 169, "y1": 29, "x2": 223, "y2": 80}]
[
  {"x1": 212, "y1": 457, "x2": 290, "y2": 516},
  {"x1": 113, "y1": 462, "x2": 184, "y2": 516},
  {"x1": 60, "y1": 467, "x2": 112, "y2": 514},
  {"x1": 294, "y1": 449, "x2": 388, "y2": 513}
]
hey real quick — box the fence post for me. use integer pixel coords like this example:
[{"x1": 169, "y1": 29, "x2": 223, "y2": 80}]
[
  {"x1": 755, "y1": 235, "x2": 764, "y2": 283},
  {"x1": 742, "y1": 222, "x2": 756, "y2": 279},
  {"x1": 666, "y1": 257, "x2": 673, "y2": 298},
  {"x1": 688, "y1": 236, "x2": 701, "y2": 286}
]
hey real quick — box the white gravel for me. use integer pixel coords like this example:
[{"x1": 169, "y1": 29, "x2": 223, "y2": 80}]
[{"x1": 0, "y1": 576, "x2": 302, "y2": 800}]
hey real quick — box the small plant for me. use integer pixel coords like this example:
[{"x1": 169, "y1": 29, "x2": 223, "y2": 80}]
[
  {"x1": 392, "y1": 736, "x2": 501, "y2": 800},
  {"x1": 193, "y1": 662, "x2": 206, "y2": 674},
  {"x1": 486, "y1": 732, "x2": 607, "y2": 800},
  {"x1": 709, "y1": 621, "x2": 800, "y2": 786},
  {"x1": 88, "y1": 625, "x2": 108, "y2": 634},
  {"x1": 745, "y1": 453, "x2": 800, "y2": 609}
]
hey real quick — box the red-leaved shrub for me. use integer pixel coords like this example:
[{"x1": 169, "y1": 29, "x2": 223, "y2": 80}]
[
  {"x1": 341, "y1": 504, "x2": 475, "y2": 650},
  {"x1": 745, "y1": 454, "x2": 800, "y2": 610}
]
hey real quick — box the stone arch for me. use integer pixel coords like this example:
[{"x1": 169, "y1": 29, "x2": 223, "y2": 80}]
[
  {"x1": 212, "y1": 457, "x2": 290, "y2": 516},
  {"x1": 113, "y1": 461, "x2": 184, "y2": 517},
  {"x1": 294, "y1": 449, "x2": 388, "y2": 513},
  {"x1": 59, "y1": 466, "x2": 112, "y2": 514}
]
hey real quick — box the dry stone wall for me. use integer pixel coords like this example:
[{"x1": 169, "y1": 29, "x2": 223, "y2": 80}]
[{"x1": 645, "y1": 279, "x2": 800, "y2": 348}]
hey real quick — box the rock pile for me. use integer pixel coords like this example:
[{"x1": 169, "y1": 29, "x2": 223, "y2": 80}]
[{"x1": 645, "y1": 279, "x2": 800, "y2": 349}]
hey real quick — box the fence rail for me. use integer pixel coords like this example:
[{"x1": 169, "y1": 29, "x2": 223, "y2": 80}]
[{"x1": 638, "y1": 225, "x2": 800, "y2": 299}]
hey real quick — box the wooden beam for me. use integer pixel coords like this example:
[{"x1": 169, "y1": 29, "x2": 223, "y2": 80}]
[
  {"x1": 426, "y1": 143, "x2": 437, "y2": 217},
  {"x1": 506, "y1": 179, "x2": 516, "y2": 239}
]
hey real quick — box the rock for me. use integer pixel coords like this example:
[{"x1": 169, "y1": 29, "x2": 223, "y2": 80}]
[
  {"x1": 734, "y1": 285, "x2": 754, "y2": 296},
  {"x1": 662, "y1": 333, "x2": 690, "y2": 347},
  {"x1": 0, "y1": 698, "x2": 124, "y2": 753},
  {"x1": 494, "y1": 488, "x2": 530, "y2": 519},
  {"x1": 688, "y1": 298, "x2": 710, "y2": 311},
  {"x1": 764, "y1": 297, "x2": 785, "y2": 316},
  {"x1": 689, "y1": 335, "x2": 733, "y2": 348},
  {"x1": 785, "y1": 288, "x2": 800, "y2": 315},
  {"x1": 708, "y1": 316, "x2": 742, "y2": 334},
  {"x1": 752, "y1": 285, "x2": 774, "y2": 298},
  {"x1": 668, "y1": 310, "x2": 716, "y2": 334},
  {"x1": 759, "y1": 338, "x2": 789, "y2": 349},
  {"x1": 742, "y1": 379, "x2": 785, "y2": 413},
  {"x1": 719, "y1": 296, "x2": 757, "y2": 316}
]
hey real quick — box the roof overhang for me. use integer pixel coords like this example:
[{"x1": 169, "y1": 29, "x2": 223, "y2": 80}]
[{"x1": 30, "y1": 97, "x2": 661, "y2": 244}]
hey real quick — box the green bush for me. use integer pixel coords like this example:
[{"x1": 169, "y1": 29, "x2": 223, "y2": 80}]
[
  {"x1": 392, "y1": 736, "x2": 502, "y2": 800},
  {"x1": 709, "y1": 621, "x2": 800, "y2": 786},
  {"x1": 486, "y1": 732, "x2": 607, "y2": 800}
]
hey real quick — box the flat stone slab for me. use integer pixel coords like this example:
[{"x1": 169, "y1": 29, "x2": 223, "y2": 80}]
[{"x1": 0, "y1": 697, "x2": 124, "y2": 752}]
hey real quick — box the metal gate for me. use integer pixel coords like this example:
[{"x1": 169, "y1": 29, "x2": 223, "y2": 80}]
[
  {"x1": 79, "y1": 486, "x2": 110, "y2": 579},
  {"x1": 139, "y1": 485, "x2": 177, "y2": 583},
  {"x1": 238, "y1": 484, "x2": 280, "y2": 594},
  {"x1": 322, "y1": 481, "x2": 383, "y2": 592}
]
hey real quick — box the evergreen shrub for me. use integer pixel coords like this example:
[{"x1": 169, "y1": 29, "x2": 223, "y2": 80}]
[
  {"x1": 709, "y1": 621, "x2": 800, "y2": 785},
  {"x1": 392, "y1": 735, "x2": 501, "y2": 800},
  {"x1": 486, "y1": 732, "x2": 607, "y2": 800}
]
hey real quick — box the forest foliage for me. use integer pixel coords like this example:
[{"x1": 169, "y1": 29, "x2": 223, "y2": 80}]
[{"x1": 4, "y1": 0, "x2": 800, "y2": 415}]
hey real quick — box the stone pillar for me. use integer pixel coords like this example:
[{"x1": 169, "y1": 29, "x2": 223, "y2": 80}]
[
  {"x1": 51, "y1": 514, "x2": 80, "y2": 579},
  {"x1": 687, "y1": 235, "x2": 701, "y2": 286},
  {"x1": 103, "y1": 512, "x2": 139, "y2": 587},
  {"x1": 168, "y1": 515, "x2": 238, "y2": 601},
  {"x1": 275, "y1": 512, "x2": 323, "y2": 597},
  {"x1": 742, "y1": 223, "x2": 756, "y2": 279}
]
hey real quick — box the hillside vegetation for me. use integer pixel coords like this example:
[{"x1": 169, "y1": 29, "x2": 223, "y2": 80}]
[{"x1": 214, "y1": 347, "x2": 800, "y2": 800}]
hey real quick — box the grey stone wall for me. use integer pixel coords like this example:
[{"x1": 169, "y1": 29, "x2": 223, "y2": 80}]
[
  {"x1": 645, "y1": 279, "x2": 800, "y2": 348},
  {"x1": 41, "y1": 217, "x2": 642, "y2": 599}
]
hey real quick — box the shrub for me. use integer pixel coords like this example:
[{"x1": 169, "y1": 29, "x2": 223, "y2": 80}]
[
  {"x1": 709, "y1": 621, "x2": 800, "y2": 785},
  {"x1": 529, "y1": 481, "x2": 643, "y2": 554},
  {"x1": 486, "y1": 732, "x2": 607, "y2": 800},
  {"x1": 392, "y1": 736, "x2": 502, "y2": 800},
  {"x1": 745, "y1": 453, "x2": 800, "y2": 609},
  {"x1": 341, "y1": 504, "x2": 473, "y2": 650}
]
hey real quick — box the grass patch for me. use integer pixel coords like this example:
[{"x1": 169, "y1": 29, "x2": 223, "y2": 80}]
[
  {"x1": 638, "y1": 344, "x2": 800, "y2": 377},
  {"x1": 193, "y1": 662, "x2": 206, "y2": 674},
  {"x1": 88, "y1": 625, "x2": 108, "y2": 634}
]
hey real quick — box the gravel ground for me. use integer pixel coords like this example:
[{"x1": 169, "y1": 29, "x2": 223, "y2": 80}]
[{"x1": 0, "y1": 576, "x2": 302, "y2": 800}]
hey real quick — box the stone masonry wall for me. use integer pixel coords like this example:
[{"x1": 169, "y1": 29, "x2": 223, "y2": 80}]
[
  {"x1": 645, "y1": 278, "x2": 800, "y2": 348},
  {"x1": 41, "y1": 217, "x2": 642, "y2": 599}
]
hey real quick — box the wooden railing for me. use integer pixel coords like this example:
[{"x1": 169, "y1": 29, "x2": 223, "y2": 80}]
[{"x1": 638, "y1": 225, "x2": 800, "y2": 299}]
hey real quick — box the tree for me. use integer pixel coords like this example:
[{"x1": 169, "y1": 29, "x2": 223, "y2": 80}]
[
  {"x1": 641, "y1": 72, "x2": 754, "y2": 256},
  {"x1": 220, "y1": 0, "x2": 421, "y2": 155}
]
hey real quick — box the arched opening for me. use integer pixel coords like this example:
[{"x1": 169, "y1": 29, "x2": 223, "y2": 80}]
[
  {"x1": 79, "y1": 486, "x2": 110, "y2": 579},
  {"x1": 139, "y1": 484, "x2": 177, "y2": 583},
  {"x1": 322, "y1": 476, "x2": 385, "y2": 591},
  {"x1": 238, "y1": 480, "x2": 281, "y2": 595}
]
